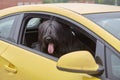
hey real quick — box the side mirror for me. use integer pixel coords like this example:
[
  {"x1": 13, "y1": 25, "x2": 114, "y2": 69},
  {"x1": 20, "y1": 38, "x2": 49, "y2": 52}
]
[{"x1": 57, "y1": 51, "x2": 103, "y2": 75}]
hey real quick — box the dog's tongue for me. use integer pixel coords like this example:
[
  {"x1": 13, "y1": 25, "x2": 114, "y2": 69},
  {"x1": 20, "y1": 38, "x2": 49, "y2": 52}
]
[{"x1": 48, "y1": 43, "x2": 54, "y2": 54}]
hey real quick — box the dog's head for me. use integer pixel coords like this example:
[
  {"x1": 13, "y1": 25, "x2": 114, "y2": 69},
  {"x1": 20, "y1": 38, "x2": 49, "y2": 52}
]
[{"x1": 38, "y1": 20, "x2": 74, "y2": 56}]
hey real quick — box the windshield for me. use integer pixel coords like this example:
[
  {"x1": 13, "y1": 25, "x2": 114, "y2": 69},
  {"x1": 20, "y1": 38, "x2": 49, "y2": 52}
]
[{"x1": 84, "y1": 12, "x2": 120, "y2": 40}]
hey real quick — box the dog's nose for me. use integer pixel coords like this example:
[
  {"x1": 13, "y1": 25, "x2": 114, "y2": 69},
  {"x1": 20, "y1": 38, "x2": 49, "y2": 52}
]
[{"x1": 46, "y1": 36, "x2": 52, "y2": 42}]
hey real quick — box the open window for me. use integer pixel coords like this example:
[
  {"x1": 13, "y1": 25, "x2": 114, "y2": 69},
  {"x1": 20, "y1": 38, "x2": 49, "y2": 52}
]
[
  {"x1": 21, "y1": 13, "x2": 51, "y2": 47},
  {"x1": 23, "y1": 18, "x2": 40, "y2": 47},
  {"x1": 20, "y1": 13, "x2": 96, "y2": 58},
  {"x1": 54, "y1": 18, "x2": 96, "y2": 55}
]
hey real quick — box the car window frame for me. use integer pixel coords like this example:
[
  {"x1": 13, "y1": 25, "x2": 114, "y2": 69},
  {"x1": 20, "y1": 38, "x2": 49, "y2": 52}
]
[{"x1": 95, "y1": 40, "x2": 107, "y2": 79}]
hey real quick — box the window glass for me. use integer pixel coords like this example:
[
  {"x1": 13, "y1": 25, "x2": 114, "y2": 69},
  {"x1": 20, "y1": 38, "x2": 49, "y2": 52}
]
[
  {"x1": 85, "y1": 12, "x2": 120, "y2": 40},
  {"x1": 0, "y1": 16, "x2": 16, "y2": 39},
  {"x1": 111, "y1": 54, "x2": 120, "y2": 78}
]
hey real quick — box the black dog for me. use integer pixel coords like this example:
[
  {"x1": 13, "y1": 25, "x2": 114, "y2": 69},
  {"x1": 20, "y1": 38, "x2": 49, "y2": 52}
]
[{"x1": 32, "y1": 20, "x2": 86, "y2": 57}]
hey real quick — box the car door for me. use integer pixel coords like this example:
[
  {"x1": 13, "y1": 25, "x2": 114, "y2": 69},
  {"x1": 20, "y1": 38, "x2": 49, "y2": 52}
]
[
  {"x1": 0, "y1": 13, "x2": 89, "y2": 80},
  {"x1": 1, "y1": 42, "x2": 101, "y2": 80},
  {"x1": 0, "y1": 15, "x2": 21, "y2": 80},
  {"x1": 0, "y1": 13, "x2": 101, "y2": 80},
  {"x1": 0, "y1": 15, "x2": 17, "y2": 55}
]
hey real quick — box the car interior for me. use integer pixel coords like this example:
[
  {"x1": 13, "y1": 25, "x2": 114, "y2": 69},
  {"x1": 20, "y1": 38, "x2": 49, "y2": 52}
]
[{"x1": 21, "y1": 17, "x2": 96, "y2": 58}]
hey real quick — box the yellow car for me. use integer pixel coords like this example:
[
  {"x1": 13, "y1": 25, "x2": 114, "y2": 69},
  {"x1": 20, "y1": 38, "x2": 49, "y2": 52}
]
[{"x1": 0, "y1": 3, "x2": 120, "y2": 80}]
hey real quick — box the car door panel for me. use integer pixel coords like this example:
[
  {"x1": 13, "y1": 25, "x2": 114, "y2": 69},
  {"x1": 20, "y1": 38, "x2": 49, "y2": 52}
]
[
  {"x1": 0, "y1": 41, "x2": 21, "y2": 80},
  {"x1": 0, "y1": 41, "x2": 17, "y2": 80},
  {"x1": 0, "y1": 44, "x2": 100, "y2": 80},
  {"x1": 1, "y1": 44, "x2": 80, "y2": 80},
  {"x1": 0, "y1": 56, "x2": 20, "y2": 80},
  {"x1": 0, "y1": 41, "x2": 9, "y2": 55}
]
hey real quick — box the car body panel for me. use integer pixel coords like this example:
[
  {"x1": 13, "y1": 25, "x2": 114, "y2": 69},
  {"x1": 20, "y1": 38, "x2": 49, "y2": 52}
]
[
  {"x1": 0, "y1": 41, "x2": 9, "y2": 55},
  {"x1": 0, "y1": 43, "x2": 100, "y2": 80},
  {"x1": 1, "y1": 3, "x2": 120, "y2": 15},
  {"x1": 46, "y1": 3, "x2": 120, "y2": 14}
]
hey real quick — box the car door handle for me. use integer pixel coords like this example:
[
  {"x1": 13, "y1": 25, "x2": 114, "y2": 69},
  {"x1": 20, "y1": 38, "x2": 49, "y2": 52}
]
[{"x1": 4, "y1": 65, "x2": 17, "y2": 73}]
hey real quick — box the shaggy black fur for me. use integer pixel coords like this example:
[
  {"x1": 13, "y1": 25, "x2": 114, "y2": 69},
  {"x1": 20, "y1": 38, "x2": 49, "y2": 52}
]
[{"x1": 33, "y1": 20, "x2": 86, "y2": 57}]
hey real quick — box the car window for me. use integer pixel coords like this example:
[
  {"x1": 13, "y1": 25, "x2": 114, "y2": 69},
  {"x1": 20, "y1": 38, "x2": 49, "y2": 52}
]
[
  {"x1": 0, "y1": 16, "x2": 17, "y2": 39},
  {"x1": 106, "y1": 47, "x2": 120, "y2": 80},
  {"x1": 20, "y1": 13, "x2": 96, "y2": 58},
  {"x1": 84, "y1": 12, "x2": 120, "y2": 40},
  {"x1": 111, "y1": 53, "x2": 120, "y2": 78}
]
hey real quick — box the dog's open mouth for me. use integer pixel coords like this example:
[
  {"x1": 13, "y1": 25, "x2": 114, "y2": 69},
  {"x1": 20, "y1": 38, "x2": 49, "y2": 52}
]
[{"x1": 48, "y1": 43, "x2": 54, "y2": 54}]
